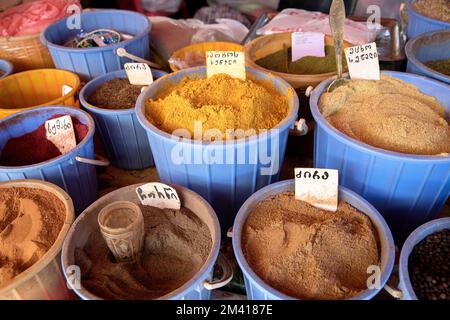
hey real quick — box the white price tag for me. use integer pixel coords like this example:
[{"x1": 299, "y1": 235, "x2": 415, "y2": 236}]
[
  {"x1": 136, "y1": 183, "x2": 181, "y2": 210},
  {"x1": 62, "y1": 85, "x2": 72, "y2": 96},
  {"x1": 345, "y1": 42, "x2": 380, "y2": 80},
  {"x1": 206, "y1": 51, "x2": 246, "y2": 80},
  {"x1": 45, "y1": 115, "x2": 76, "y2": 155},
  {"x1": 294, "y1": 168, "x2": 338, "y2": 212},
  {"x1": 291, "y1": 32, "x2": 325, "y2": 61},
  {"x1": 124, "y1": 63, "x2": 153, "y2": 86}
]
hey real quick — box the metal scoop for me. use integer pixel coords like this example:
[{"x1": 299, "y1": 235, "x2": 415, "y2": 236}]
[{"x1": 327, "y1": 0, "x2": 348, "y2": 92}]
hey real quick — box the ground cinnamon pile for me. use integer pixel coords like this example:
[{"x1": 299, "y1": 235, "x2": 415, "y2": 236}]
[
  {"x1": 0, "y1": 115, "x2": 88, "y2": 166},
  {"x1": 75, "y1": 204, "x2": 212, "y2": 299},
  {"x1": 0, "y1": 187, "x2": 66, "y2": 288},
  {"x1": 242, "y1": 192, "x2": 380, "y2": 300},
  {"x1": 145, "y1": 74, "x2": 288, "y2": 140}
]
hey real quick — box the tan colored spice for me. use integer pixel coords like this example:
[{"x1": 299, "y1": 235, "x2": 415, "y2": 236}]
[
  {"x1": 0, "y1": 187, "x2": 66, "y2": 288},
  {"x1": 319, "y1": 75, "x2": 450, "y2": 155},
  {"x1": 145, "y1": 74, "x2": 288, "y2": 140},
  {"x1": 75, "y1": 204, "x2": 212, "y2": 300},
  {"x1": 242, "y1": 192, "x2": 380, "y2": 300},
  {"x1": 414, "y1": 0, "x2": 450, "y2": 23}
]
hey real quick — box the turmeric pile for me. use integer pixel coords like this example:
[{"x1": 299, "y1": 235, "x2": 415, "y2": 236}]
[{"x1": 145, "y1": 74, "x2": 288, "y2": 140}]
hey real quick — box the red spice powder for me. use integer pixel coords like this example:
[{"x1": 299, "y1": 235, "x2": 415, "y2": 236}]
[{"x1": 0, "y1": 115, "x2": 89, "y2": 166}]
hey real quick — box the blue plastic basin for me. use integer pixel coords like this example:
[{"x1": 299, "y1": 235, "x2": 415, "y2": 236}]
[
  {"x1": 232, "y1": 179, "x2": 395, "y2": 300},
  {"x1": 399, "y1": 217, "x2": 450, "y2": 300},
  {"x1": 0, "y1": 106, "x2": 98, "y2": 214},
  {"x1": 310, "y1": 71, "x2": 450, "y2": 243},
  {"x1": 41, "y1": 10, "x2": 151, "y2": 82},
  {"x1": 406, "y1": 29, "x2": 450, "y2": 84},
  {"x1": 136, "y1": 67, "x2": 299, "y2": 232},
  {"x1": 80, "y1": 69, "x2": 166, "y2": 170},
  {"x1": 406, "y1": 1, "x2": 450, "y2": 39}
]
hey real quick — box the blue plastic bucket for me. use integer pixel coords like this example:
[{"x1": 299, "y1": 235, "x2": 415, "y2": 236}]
[
  {"x1": 0, "y1": 106, "x2": 109, "y2": 214},
  {"x1": 398, "y1": 217, "x2": 450, "y2": 300},
  {"x1": 406, "y1": 1, "x2": 450, "y2": 39},
  {"x1": 310, "y1": 71, "x2": 450, "y2": 243},
  {"x1": 62, "y1": 183, "x2": 233, "y2": 300},
  {"x1": 406, "y1": 29, "x2": 450, "y2": 84},
  {"x1": 80, "y1": 69, "x2": 166, "y2": 170},
  {"x1": 232, "y1": 179, "x2": 395, "y2": 300},
  {"x1": 41, "y1": 10, "x2": 151, "y2": 82},
  {"x1": 0, "y1": 59, "x2": 13, "y2": 79},
  {"x1": 136, "y1": 67, "x2": 299, "y2": 232}
]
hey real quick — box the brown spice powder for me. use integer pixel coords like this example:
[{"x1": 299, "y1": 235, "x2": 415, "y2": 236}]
[
  {"x1": 145, "y1": 74, "x2": 289, "y2": 140},
  {"x1": 0, "y1": 187, "x2": 66, "y2": 288},
  {"x1": 75, "y1": 205, "x2": 212, "y2": 299},
  {"x1": 88, "y1": 78, "x2": 144, "y2": 110},
  {"x1": 242, "y1": 192, "x2": 380, "y2": 300}
]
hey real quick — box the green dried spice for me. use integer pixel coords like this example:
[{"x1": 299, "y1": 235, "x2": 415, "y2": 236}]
[
  {"x1": 255, "y1": 45, "x2": 345, "y2": 75},
  {"x1": 425, "y1": 58, "x2": 450, "y2": 76}
]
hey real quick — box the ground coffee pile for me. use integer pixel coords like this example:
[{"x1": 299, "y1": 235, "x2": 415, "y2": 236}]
[
  {"x1": 75, "y1": 204, "x2": 212, "y2": 299},
  {"x1": 88, "y1": 78, "x2": 144, "y2": 110},
  {"x1": 0, "y1": 115, "x2": 88, "y2": 166},
  {"x1": 425, "y1": 58, "x2": 450, "y2": 77},
  {"x1": 242, "y1": 192, "x2": 380, "y2": 300},
  {"x1": 319, "y1": 75, "x2": 450, "y2": 155},
  {"x1": 409, "y1": 229, "x2": 450, "y2": 300},
  {"x1": 0, "y1": 187, "x2": 66, "y2": 288},
  {"x1": 145, "y1": 74, "x2": 288, "y2": 140}
]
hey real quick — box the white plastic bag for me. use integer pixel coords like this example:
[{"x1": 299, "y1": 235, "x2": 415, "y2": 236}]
[
  {"x1": 257, "y1": 8, "x2": 380, "y2": 45},
  {"x1": 141, "y1": 0, "x2": 181, "y2": 13},
  {"x1": 149, "y1": 16, "x2": 248, "y2": 60}
]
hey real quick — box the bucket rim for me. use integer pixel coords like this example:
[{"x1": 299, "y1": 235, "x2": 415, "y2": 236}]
[
  {"x1": 40, "y1": 9, "x2": 151, "y2": 53},
  {"x1": 80, "y1": 69, "x2": 167, "y2": 115},
  {"x1": 135, "y1": 66, "x2": 300, "y2": 147},
  {"x1": 0, "y1": 179, "x2": 75, "y2": 295},
  {"x1": 61, "y1": 182, "x2": 222, "y2": 300},
  {"x1": 310, "y1": 70, "x2": 450, "y2": 162},
  {"x1": 398, "y1": 217, "x2": 450, "y2": 300},
  {"x1": 232, "y1": 179, "x2": 396, "y2": 300},
  {"x1": 0, "y1": 68, "x2": 80, "y2": 110},
  {"x1": 0, "y1": 59, "x2": 13, "y2": 79},
  {"x1": 0, "y1": 106, "x2": 95, "y2": 171},
  {"x1": 406, "y1": 1, "x2": 450, "y2": 28},
  {"x1": 405, "y1": 30, "x2": 450, "y2": 84}
]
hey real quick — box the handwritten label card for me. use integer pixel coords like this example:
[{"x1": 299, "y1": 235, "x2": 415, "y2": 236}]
[
  {"x1": 45, "y1": 115, "x2": 76, "y2": 155},
  {"x1": 136, "y1": 183, "x2": 181, "y2": 210},
  {"x1": 345, "y1": 42, "x2": 380, "y2": 80},
  {"x1": 124, "y1": 63, "x2": 153, "y2": 85},
  {"x1": 294, "y1": 168, "x2": 338, "y2": 212},
  {"x1": 206, "y1": 51, "x2": 246, "y2": 80},
  {"x1": 291, "y1": 32, "x2": 325, "y2": 62}
]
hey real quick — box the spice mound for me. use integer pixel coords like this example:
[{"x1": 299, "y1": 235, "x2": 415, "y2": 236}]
[
  {"x1": 409, "y1": 229, "x2": 450, "y2": 300},
  {"x1": 88, "y1": 78, "x2": 144, "y2": 110},
  {"x1": 242, "y1": 192, "x2": 380, "y2": 300},
  {"x1": 413, "y1": 0, "x2": 450, "y2": 23},
  {"x1": 256, "y1": 45, "x2": 344, "y2": 75},
  {"x1": 0, "y1": 115, "x2": 88, "y2": 166},
  {"x1": 0, "y1": 187, "x2": 66, "y2": 288},
  {"x1": 145, "y1": 74, "x2": 288, "y2": 140},
  {"x1": 319, "y1": 75, "x2": 450, "y2": 155},
  {"x1": 425, "y1": 58, "x2": 450, "y2": 77},
  {"x1": 75, "y1": 204, "x2": 212, "y2": 299}
]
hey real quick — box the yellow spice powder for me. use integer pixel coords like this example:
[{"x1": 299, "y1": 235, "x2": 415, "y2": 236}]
[{"x1": 145, "y1": 74, "x2": 289, "y2": 140}]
